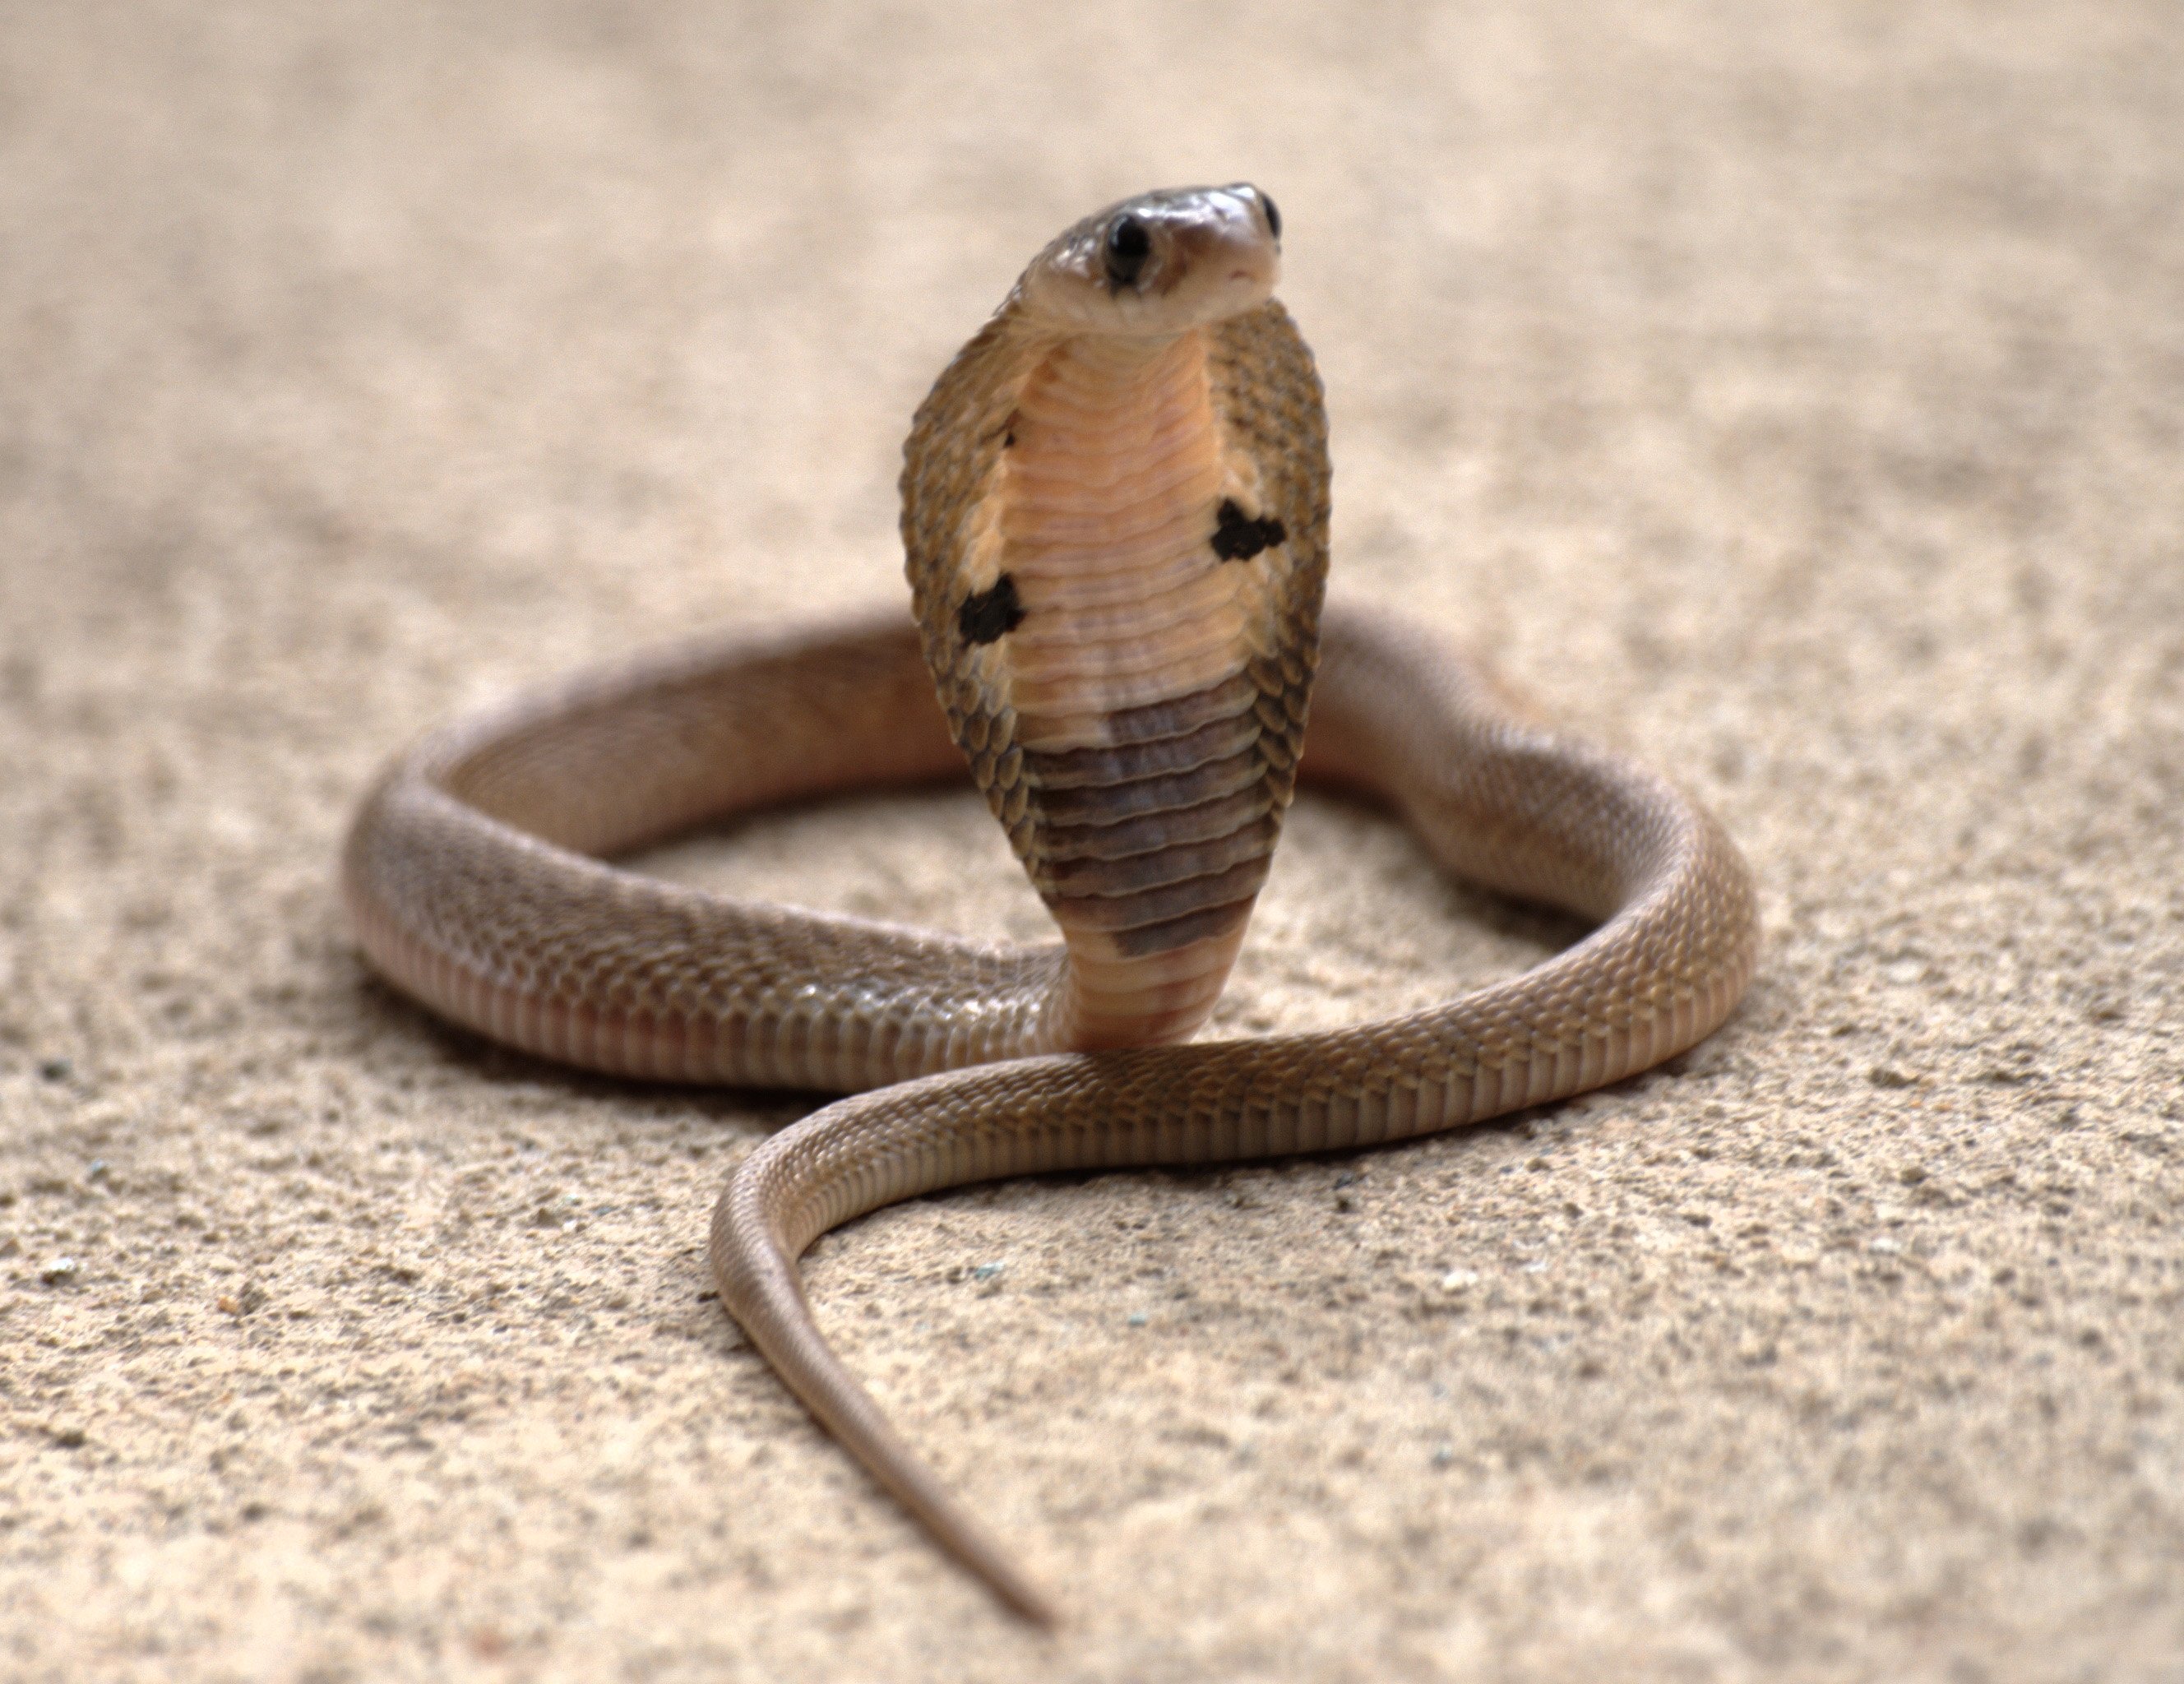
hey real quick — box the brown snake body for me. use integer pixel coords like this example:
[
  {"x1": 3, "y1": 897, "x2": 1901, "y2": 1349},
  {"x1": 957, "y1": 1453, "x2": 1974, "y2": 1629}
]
[{"x1": 343, "y1": 187, "x2": 1760, "y2": 1624}]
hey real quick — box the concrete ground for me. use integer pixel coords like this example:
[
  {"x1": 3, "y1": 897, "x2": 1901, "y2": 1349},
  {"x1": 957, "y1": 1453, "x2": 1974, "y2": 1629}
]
[{"x1": 3, "y1": 2, "x2": 2179, "y2": 1679}]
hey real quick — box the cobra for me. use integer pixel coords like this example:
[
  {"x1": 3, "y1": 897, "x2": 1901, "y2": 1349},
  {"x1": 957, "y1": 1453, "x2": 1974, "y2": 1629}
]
[{"x1": 342, "y1": 184, "x2": 1761, "y2": 1625}]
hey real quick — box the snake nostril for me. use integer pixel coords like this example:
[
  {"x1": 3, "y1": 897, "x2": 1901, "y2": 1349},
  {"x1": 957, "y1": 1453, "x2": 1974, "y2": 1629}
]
[
  {"x1": 1104, "y1": 215, "x2": 1152, "y2": 289},
  {"x1": 1260, "y1": 193, "x2": 1281, "y2": 242}
]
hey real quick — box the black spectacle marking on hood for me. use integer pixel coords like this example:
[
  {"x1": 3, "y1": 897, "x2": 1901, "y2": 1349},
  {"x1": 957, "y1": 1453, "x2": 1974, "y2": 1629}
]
[
  {"x1": 959, "y1": 574, "x2": 1027, "y2": 645},
  {"x1": 1210, "y1": 499, "x2": 1287, "y2": 563}
]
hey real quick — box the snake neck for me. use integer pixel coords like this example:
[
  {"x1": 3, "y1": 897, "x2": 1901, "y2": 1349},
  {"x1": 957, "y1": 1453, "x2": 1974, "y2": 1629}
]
[
  {"x1": 904, "y1": 305, "x2": 1330, "y2": 1057},
  {"x1": 1003, "y1": 330, "x2": 1256, "y2": 1048}
]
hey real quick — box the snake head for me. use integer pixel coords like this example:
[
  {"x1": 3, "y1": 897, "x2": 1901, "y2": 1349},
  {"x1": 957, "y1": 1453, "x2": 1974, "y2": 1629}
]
[{"x1": 1019, "y1": 183, "x2": 1282, "y2": 335}]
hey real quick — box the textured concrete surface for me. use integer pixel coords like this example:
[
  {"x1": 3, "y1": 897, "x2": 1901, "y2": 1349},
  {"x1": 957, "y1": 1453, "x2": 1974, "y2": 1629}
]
[{"x1": 3, "y1": 3, "x2": 2180, "y2": 1680}]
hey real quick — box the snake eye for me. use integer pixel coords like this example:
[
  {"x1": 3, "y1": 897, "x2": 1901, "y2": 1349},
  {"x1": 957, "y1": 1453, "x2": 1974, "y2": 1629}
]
[
  {"x1": 1260, "y1": 193, "x2": 1281, "y2": 242},
  {"x1": 1104, "y1": 215, "x2": 1151, "y2": 289}
]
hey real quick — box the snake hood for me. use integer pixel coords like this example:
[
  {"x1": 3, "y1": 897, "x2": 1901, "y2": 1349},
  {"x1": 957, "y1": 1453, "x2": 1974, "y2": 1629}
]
[{"x1": 900, "y1": 181, "x2": 1330, "y2": 1050}]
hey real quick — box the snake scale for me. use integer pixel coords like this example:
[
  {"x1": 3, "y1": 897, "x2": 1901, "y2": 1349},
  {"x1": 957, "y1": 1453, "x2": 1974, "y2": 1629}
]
[{"x1": 343, "y1": 185, "x2": 1760, "y2": 1624}]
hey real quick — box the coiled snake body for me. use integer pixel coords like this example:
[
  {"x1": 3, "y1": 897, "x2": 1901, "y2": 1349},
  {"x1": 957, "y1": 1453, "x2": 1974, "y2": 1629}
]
[{"x1": 343, "y1": 186, "x2": 1759, "y2": 1623}]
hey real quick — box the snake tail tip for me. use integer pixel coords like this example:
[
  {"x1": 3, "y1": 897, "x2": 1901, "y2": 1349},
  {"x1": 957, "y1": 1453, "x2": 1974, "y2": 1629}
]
[
  {"x1": 1002, "y1": 1580, "x2": 1063, "y2": 1632},
  {"x1": 937, "y1": 1525, "x2": 1061, "y2": 1628}
]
